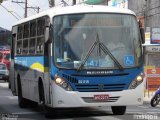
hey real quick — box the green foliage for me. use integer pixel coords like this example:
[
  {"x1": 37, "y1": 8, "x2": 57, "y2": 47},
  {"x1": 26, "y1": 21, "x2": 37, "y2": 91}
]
[{"x1": 0, "y1": 0, "x2": 3, "y2": 3}]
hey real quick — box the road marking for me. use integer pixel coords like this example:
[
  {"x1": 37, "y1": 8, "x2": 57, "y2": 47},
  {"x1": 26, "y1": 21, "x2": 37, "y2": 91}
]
[
  {"x1": 0, "y1": 96, "x2": 17, "y2": 99},
  {"x1": 12, "y1": 111, "x2": 41, "y2": 115},
  {"x1": 138, "y1": 106, "x2": 149, "y2": 108}
]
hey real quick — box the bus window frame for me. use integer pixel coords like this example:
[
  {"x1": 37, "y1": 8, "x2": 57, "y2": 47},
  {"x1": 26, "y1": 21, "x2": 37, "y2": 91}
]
[{"x1": 14, "y1": 16, "x2": 50, "y2": 56}]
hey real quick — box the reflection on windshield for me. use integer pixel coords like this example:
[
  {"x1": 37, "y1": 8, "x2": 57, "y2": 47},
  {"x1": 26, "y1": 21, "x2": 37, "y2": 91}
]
[
  {"x1": 4, "y1": 54, "x2": 10, "y2": 60},
  {"x1": 0, "y1": 64, "x2": 6, "y2": 70},
  {"x1": 53, "y1": 13, "x2": 142, "y2": 69}
]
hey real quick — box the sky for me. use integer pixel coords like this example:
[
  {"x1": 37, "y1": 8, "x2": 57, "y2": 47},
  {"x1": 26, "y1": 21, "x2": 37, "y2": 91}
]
[
  {"x1": 0, "y1": 0, "x2": 127, "y2": 30},
  {"x1": 0, "y1": 0, "x2": 50, "y2": 30}
]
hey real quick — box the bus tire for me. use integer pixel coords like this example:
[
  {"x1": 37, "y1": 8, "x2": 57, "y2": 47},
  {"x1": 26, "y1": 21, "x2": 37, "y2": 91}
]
[
  {"x1": 111, "y1": 106, "x2": 126, "y2": 115},
  {"x1": 17, "y1": 76, "x2": 27, "y2": 108},
  {"x1": 27, "y1": 100, "x2": 38, "y2": 108},
  {"x1": 8, "y1": 82, "x2": 11, "y2": 89}
]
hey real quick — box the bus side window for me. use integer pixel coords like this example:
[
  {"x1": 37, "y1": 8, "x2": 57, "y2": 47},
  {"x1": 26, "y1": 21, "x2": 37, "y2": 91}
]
[
  {"x1": 17, "y1": 26, "x2": 23, "y2": 55},
  {"x1": 29, "y1": 38, "x2": 36, "y2": 54},
  {"x1": 17, "y1": 41, "x2": 22, "y2": 54},
  {"x1": 29, "y1": 21, "x2": 36, "y2": 54},
  {"x1": 36, "y1": 18, "x2": 45, "y2": 54},
  {"x1": 36, "y1": 37, "x2": 44, "y2": 54}
]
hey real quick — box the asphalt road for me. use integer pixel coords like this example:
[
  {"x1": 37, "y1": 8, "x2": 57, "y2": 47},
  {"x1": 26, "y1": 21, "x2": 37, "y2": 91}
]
[{"x1": 0, "y1": 82, "x2": 160, "y2": 120}]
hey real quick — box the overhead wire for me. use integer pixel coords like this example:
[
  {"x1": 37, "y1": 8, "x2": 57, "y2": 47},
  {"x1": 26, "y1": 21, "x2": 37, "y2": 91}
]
[{"x1": 0, "y1": 4, "x2": 19, "y2": 20}]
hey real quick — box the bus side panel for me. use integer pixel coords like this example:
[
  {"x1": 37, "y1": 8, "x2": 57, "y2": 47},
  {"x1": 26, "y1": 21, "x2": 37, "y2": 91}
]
[{"x1": 14, "y1": 56, "x2": 44, "y2": 102}]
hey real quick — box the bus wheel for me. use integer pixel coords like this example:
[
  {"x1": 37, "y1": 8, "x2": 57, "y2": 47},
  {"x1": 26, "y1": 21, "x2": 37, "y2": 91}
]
[
  {"x1": 8, "y1": 82, "x2": 11, "y2": 89},
  {"x1": 27, "y1": 100, "x2": 38, "y2": 108},
  {"x1": 17, "y1": 76, "x2": 27, "y2": 108},
  {"x1": 111, "y1": 106, "x2": 126, "y2": 115}
]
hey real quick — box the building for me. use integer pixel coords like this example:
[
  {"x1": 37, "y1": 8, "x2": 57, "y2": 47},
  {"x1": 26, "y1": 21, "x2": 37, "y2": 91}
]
[
  {"x1": 0, "y1": 27, "x2": 11, "y2": 45},
  {"x1": 48, "y1": 0, "x2": 110, "y2": 7},
  {"x1": 128, "y1": 0, "x2": 160, "y2": 30}
]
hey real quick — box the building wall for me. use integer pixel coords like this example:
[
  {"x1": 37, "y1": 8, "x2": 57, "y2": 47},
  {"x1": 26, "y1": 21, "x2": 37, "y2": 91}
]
[
  {"x1": 128, "y1": 0, "x2": 160, "y2": 29},
  {"x1": 0, "y1": 27, "x2": 11, "y2": 45}
]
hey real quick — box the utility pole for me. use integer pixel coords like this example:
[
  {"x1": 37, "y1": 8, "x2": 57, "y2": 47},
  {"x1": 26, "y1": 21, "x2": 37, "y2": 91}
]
[
  {"x1": 24, "y1": 0, "x2": 27, "y2": 18},
  {"x1": 73, "y1": 0, "x2": 76, "y2": 5},
  {"x1": 48, "y1": 0, "x2": 55, "y2": 7},
  {"x1": 0, "y1": 0, "x2": 3, "y2": 4},
  {"x1": 12, "y1": 0, "x2": 40, "y2": 18}
]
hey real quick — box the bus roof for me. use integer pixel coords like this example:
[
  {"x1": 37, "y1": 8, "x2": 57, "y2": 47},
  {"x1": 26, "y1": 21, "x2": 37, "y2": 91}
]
[{"x1": 13, "y1": 5, "x2": 136, "y2": 26}]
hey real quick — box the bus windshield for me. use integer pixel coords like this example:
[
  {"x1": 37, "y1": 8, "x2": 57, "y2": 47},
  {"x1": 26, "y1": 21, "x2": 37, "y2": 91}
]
[{"x1": 53, "y1": 13, "x2": 142, "y2": 70}]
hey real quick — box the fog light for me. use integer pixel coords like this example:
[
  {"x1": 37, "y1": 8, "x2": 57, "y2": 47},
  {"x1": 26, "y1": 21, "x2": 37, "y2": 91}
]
[{"x1": 62, "y1": 82, "x2": 68, "y2": 88}]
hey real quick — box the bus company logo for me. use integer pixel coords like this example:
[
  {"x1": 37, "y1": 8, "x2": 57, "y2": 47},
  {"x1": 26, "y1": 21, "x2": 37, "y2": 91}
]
[
  {"x1": 87, "y1": 71, "x2": 113, "y2": 75},
  {"x1": 98, "y1": 84, "x2": 104, "y2": 91}
]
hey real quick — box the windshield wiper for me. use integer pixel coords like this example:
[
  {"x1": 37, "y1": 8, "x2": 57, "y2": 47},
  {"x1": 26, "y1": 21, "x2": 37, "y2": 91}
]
[
  {"x1": 77, "y1": 34, "x2": 124, "y2": 71},
  {"x1": 99, "y1": 42, "x2": 124, "y2": 71},
  {"x1": 77, "y1": 37, "x2": 98, "y2": 71}
]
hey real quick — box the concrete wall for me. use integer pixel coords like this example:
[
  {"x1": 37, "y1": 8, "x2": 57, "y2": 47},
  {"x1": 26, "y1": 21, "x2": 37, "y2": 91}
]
[{"x1": 128, "y1": 0, "x2": 160, "y2": 28}]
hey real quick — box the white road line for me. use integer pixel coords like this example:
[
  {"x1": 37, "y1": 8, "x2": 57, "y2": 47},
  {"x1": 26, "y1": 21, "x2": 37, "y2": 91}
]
[
  {"x1": 138, "y1": 106, "x2": 149, "y2": 108},
  {"x1": 12, "y1": 112, "x2": 41, "y2": 115}
]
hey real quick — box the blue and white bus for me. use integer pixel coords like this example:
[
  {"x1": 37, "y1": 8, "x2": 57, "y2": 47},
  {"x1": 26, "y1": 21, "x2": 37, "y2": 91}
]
[{"x1": 10, "y1": 5, "x2": 144, "y2": 116}]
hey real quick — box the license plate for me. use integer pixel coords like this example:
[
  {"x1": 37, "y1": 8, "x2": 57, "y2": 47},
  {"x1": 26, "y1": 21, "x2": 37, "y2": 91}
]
[{"x1": 94, "y1": 94, "x2": 109, "y2": 101}]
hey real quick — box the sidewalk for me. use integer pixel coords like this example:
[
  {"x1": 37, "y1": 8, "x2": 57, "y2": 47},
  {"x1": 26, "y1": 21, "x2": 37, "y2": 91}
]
[{"x1": 143, "y1": 96, "x2": 151, "y2": 103}]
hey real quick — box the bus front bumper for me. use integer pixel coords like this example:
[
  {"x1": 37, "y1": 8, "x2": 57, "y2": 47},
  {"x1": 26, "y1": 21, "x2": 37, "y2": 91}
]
[{"x1": 51, "y1": 82, "x2": 144, "y2": 108}]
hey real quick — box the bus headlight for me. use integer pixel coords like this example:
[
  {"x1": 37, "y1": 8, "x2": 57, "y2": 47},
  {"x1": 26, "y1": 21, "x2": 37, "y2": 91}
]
[
  {"x1": 55, "y1": 77, "x2": 72, "y2": 91},
  {"x1": 129, "y1": 74, "x2": 143, "y2": 89}
]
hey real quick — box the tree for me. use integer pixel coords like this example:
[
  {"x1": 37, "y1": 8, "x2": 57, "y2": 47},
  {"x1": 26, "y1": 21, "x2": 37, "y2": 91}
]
[{"x1": 0, "y1": 0, "x2": 3, "y2": 3}]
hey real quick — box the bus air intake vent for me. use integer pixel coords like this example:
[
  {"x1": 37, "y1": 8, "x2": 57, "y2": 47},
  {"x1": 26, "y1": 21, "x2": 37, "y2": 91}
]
[
  {"x1": 75, "y1": 84, "x2": 126, "y2": 92},
  {"x1": 82, "y1": 96, "x2": 120, "y2": 103},
  {"x1": 62, "y1": 74, "x2": 78, "y2": 83}
]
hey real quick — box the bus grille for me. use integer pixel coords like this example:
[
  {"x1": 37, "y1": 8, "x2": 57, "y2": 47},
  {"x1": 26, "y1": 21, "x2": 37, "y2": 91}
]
[
  {"x1": 75, "y1": 84, "x2": 126, "y2": 92},
  {"x1": 82, "y1": 96, "x2": 120, "y2": 103},
  {"x1": 62, "y1": 74, "x2": 78, "y2": 83},
  {"x1": 62, "y1": 74, "x2": 126, "y2": 92}
]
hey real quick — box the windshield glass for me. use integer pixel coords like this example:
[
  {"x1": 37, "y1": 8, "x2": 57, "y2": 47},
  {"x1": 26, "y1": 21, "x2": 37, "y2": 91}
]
[
  {"x1": 53, "y1": 14, "x2": 142, "y2": 69},
  {"x1": 4, "y1": 54, "x2": 10, "y2": 60},
  {"x1": 0, "y1": 64, "x2": 7, "y2": 70}
]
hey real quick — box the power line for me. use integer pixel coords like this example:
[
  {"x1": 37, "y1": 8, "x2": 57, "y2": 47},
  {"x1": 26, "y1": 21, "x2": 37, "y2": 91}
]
[{"x1": 0, "y1": 4, "x2": 19, "y2": 20}]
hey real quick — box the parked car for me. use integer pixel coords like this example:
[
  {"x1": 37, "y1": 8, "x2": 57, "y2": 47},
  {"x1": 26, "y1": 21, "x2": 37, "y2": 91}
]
[{"x1": 0, "y1": 63, "x2": 9, "y2": 82}]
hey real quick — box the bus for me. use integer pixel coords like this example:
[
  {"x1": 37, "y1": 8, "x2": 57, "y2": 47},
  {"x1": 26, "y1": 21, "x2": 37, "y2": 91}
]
[{"x1": 10, "y1": 5, "x2": 144, "y2": 116}]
